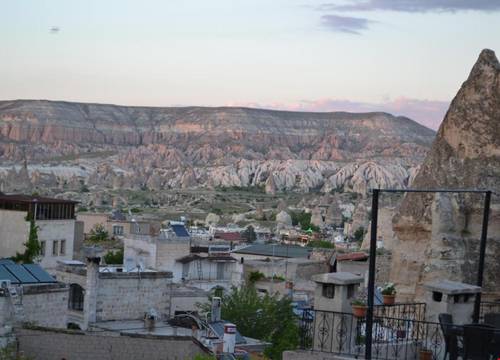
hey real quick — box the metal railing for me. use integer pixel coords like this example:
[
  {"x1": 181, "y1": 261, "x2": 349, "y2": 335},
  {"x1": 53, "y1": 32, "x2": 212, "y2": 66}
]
[
  {"x1": 480, "y1": 301, "x2": 500, "y2": 321},
  {"x1": 374, "y1": 303, "x2": 426, "y2": 322},
  {"x1": 299, "y1": 309, "x2": 444, "y2": 360}
]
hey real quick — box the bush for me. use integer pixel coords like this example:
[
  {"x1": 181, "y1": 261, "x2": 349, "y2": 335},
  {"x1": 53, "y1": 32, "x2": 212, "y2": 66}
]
[
  {"x1": 104, "y1": 248, "x2": 124, "y2": 265},
  {"x1": 248, "y1": 271, "x2": 265, "y2": 283},
  {"x1": 353, "y1": 226, "x2": 366, "y2": 242},
  {"x1": 308, "y1": 240, "x2": 334, "y2": 249},
  {"x1": 88, "y1": 223, "x2": 109, "y2": 243}
]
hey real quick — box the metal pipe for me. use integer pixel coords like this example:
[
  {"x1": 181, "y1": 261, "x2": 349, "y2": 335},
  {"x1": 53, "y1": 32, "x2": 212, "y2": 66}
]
[
  {"x1": 474, "y1": 190, "x2": 491, "y2": 322},
  {"x1": 377, "y1": 188, "x2": 489, "y2": 194},
  {"x1": 365, "y1": 189, "x2": 379, "y2": 359}
]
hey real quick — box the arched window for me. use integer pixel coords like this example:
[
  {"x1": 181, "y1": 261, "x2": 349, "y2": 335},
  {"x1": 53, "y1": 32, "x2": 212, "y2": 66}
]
[{"x1": 68, "y1": 284, "x2": 84, "y2": 311}]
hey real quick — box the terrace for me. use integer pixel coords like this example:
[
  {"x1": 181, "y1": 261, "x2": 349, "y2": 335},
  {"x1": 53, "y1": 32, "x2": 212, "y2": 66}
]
[{"x1": 292, "y1": 188, "x2": 500, "y2": 359}]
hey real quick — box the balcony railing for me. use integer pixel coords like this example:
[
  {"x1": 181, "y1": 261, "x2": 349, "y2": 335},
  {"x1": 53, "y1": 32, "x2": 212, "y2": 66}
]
[
  {"x1": 374, "y1": 302, "x2": 426, "y2": 322},
  {"x1": 480, "y1": 301, "x2": 500, "y2": 321},
  {"x1": 299, "y1": 308, "x2": 444, "y2": 360}
]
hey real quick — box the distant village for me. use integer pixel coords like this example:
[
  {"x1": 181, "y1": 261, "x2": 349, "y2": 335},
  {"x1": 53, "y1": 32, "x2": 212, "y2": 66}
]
[{"x1": 0, "y1": 191, "x2": 379, "y2": 359}]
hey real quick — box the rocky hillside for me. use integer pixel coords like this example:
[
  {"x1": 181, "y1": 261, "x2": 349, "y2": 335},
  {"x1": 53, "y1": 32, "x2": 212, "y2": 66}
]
[
  {"x1": 0, "y1": 100, "x2": 435, "y2": 194},
  {"x1": 390, "y1": 49, "x2": 500, "y2": 298}
]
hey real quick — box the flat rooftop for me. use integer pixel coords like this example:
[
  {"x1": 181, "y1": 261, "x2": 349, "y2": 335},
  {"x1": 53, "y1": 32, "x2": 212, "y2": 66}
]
[
  {"x1": 233, "y1": 244, "x2": 312, "y2": 258},
  {"x1": 93, "y1": 320, "x2": 193, "y2": 338}
]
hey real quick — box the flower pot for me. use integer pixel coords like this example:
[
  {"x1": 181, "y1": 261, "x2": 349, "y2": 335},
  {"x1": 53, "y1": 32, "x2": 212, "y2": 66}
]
[
  {"x1": 419, "y1": 350, "x2": 432, "y2": 360},
  {"x1": 383, "y1": 294, "x2": 396, "y2": 305},
  {"x1": 352, "y1": 305, "x2": 367, "y2": 318}
]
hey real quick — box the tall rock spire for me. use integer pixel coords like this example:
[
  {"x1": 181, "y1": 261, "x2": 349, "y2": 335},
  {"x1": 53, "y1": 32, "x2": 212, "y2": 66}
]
[{"x1": 390, "y1": 49, "x2": 500, "y2": 299}]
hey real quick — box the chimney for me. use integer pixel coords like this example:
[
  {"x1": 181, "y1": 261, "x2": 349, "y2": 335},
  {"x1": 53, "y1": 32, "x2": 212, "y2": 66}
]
[
  {"x1": 83, "y1": 256, "x2": 100, "y2": 330},
  {"x1": 222, "y1": 323, "x2": 237, "y2": 354},
  {"x1": 211, "y1": 297, "x2": 221, "y2": 322}
]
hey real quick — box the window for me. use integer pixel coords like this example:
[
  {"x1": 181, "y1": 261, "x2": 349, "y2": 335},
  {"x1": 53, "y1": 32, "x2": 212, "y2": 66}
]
[
  {"x1": 347, "y1": 284, "x2": 355, "y2": 299},
  {"x1": 322, "y1": 284, "x2": 335, "y2": 299},
  {"x1": 432, "y1": 291, "x2": 443, "y2": 302},
  {"x1": 113, "y1": 225, "x2": 124, "y2": 236},
  {"x1": 68, "y1": 284, "x2": 84, "y2": 311},
  {"x1": 182, "y1": 263, "x2": 190, "y2": 279},
  {"x1": 40, "y1": 241, "x2": 46, "y2": 256},
  {"x1": 216, "y1": 263, "x2": 225, "y2": 280},
  {"x1": 60, "y1": 240, "x2": 66, "y2": 255},
  {"x1": 52, "y1": 240, "x2": 59, "y2": 256}
]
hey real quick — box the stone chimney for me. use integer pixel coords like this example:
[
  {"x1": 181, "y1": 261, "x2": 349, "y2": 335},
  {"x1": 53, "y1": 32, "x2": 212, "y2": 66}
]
[
  {"x1": 83, "y1": 256, "x2": 100, "y2": 330},
  {"x1": 423, "y1": 280, "x2": 480, "y2": 324},
  {"x1": 211, "y1": 297, "x2": 222, "y2": 322},
  {"x1": 311, "y1": 272, "x2": 364, "y2": 353}
]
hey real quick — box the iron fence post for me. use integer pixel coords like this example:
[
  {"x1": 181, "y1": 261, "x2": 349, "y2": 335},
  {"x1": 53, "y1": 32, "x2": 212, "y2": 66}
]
[
  {"x1": 365, "y1": 188, "x2": 379, "y2": 359},
  {"x1": 474, "y1": 190, "x2": 491, "y2": 322}
]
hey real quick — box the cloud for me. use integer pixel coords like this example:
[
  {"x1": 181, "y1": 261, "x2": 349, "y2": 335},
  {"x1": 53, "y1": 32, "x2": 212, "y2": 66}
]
[
  {"x1": 320, "y1": 14, "x2": 373, "y2": 34},
  {"x1": 226, "y1": 97, "x2": 450, "y2": 130},
  {"x1": 318, "y1": 0, "x2": 500, "y2": 13}
]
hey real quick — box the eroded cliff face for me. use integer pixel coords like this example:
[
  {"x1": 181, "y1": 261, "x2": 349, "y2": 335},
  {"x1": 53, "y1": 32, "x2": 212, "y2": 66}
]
[
  {"x1": 390, "y1": 49, "x2": 500, "y2": 300},
  {"x1": 0, "y1": 102, "x2": 434, "y2": 194}
]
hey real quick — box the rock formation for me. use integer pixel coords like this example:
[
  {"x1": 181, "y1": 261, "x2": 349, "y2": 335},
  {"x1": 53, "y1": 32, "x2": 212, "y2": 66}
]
[
  {"x1": 0, "y1": 101, "x2": 435, "y2": 194},
  {"x1": 276, "y1": 211, "x2": 293, "y2": 229},
  {"x1": 389, "y1": 49, "x2": 500, "y2": 300}
]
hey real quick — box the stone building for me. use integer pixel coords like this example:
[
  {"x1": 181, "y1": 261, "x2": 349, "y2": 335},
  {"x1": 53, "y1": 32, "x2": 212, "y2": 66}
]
[
  {"x1": 124, "y1": 226, "x2": 244, "y2": 292},
  {"x1": 77, "y1": 211, "x2": 160, "y2": 239},
  {"x1": 56, "y1": 257, "x2": 208, "y2": 330},
  {"x1": 0, "y1": 194, "x2": 80, "y2": 271}
]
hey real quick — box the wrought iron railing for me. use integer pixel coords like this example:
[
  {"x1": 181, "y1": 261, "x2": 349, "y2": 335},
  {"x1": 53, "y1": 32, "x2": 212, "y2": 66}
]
[
  {"x1": 374, "y1": 303, "x2": 426, "y2": 322},
  {"x1": 299, "y1": 309, "x2": 444, "y2": 360},
  {"x1": 480, "y1": 301, "x2": 500, "y2": 321}
]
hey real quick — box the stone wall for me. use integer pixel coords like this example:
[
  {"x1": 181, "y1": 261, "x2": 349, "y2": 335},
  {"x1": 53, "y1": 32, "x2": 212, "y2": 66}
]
[
  {"x1": 22, "y1": 284, "x2": 69, "y2": 328},
  {"x1": 96, "y1": 272, "x2": 172, "y2": 321},
  {"x1": 123, "y1": 236, "x2": 158, "y2": 270},
  {"x1": 76, "y1": 213, "x2": 108, "y2": 234},
  {"x1": 156, "y1": 241, "x2": 191, "y2": 275},
  {"x1": 0, "y1": 209, "x2": 29, "y2": 257},
  {"x1": 16, "y1": 327, "x2": 205, "y2": 360}
]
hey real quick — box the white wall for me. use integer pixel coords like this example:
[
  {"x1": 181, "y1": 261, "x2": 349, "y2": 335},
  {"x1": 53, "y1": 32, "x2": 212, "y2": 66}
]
[
  {"x1": 37, "y1": 219, "x2": 76, "y2": 271},
  {"x1": 0, "y1": 209, "x2": 29, "y2": 257},
  {"x1": 123, "y1": 237, "x2": 157, "y2": 269}
]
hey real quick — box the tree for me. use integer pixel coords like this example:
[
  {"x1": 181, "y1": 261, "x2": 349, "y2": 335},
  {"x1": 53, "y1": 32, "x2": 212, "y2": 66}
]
[
  {"x1": 353, "y1": 226, "x2": 366, "y2": 242},
  {"x1": 242, "y1": 225, "x2": 257, "y2": 243},
  {"x1": 103, "y1": 248, "x2": 124, "y2": 265},
  {"x1": 88, "y1": 223, "x2": 109, "y2": 243},
  {"x1": 199, "y1": 286, "x2": 299, "y2": 359},
  {"x1": 290, "y1": 211, "x2": 319, "y2": 232},
  {"x1": 12, "y1": 216, "x2": 41, "y2": 264}
]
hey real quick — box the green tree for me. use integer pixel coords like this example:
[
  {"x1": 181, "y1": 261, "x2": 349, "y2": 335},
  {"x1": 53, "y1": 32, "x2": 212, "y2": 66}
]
[
  {"x1": 12, "y1": 216, "x2": 41, "y2": 264},
  {"x1": 199, "y1": 286, "x2": 299, "y2": 359},
  {"x1": 242, "y1": 225, "x2": 257, "y2": 243},
  {"x1": 290, "y1": 211, "x2": 320, "y2": 232},
  {"x1": 353, "y1": 226, "x2": 366, "y2": 242},
  {"x1": 88, "y1": 223, "x2": 109, "y2": 243},
  {"x1": 103, "y1": 248, "x2": 124, "y2": 265}
]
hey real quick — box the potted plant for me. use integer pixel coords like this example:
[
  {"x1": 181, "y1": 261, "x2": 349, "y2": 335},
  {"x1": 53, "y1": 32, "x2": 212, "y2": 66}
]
[
  {"x1": 381, "y1": 282, "x2": 396, "y2": 305},
  {"x1": 351, "y1": 290, "x2": 367, "y2": 318},
  {"x1": 419, "y1": 347, "x2": 433, "y2": 360}
]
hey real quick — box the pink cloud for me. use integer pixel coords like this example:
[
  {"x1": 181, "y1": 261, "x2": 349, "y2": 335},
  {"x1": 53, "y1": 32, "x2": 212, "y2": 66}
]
[{"x1": 226, "y1": 97, "x2": 449, "y2": 130}]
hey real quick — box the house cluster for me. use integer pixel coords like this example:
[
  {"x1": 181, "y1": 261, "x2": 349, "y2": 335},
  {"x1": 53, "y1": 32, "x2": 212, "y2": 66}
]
[{"x1": 1, "y1": 192, "x2": 363, "y2": 359}]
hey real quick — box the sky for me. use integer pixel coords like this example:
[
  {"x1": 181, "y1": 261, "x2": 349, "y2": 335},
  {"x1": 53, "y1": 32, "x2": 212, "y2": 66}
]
[{"x1": 2, "y1": 0, "x2": 500, "y2": 130}]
